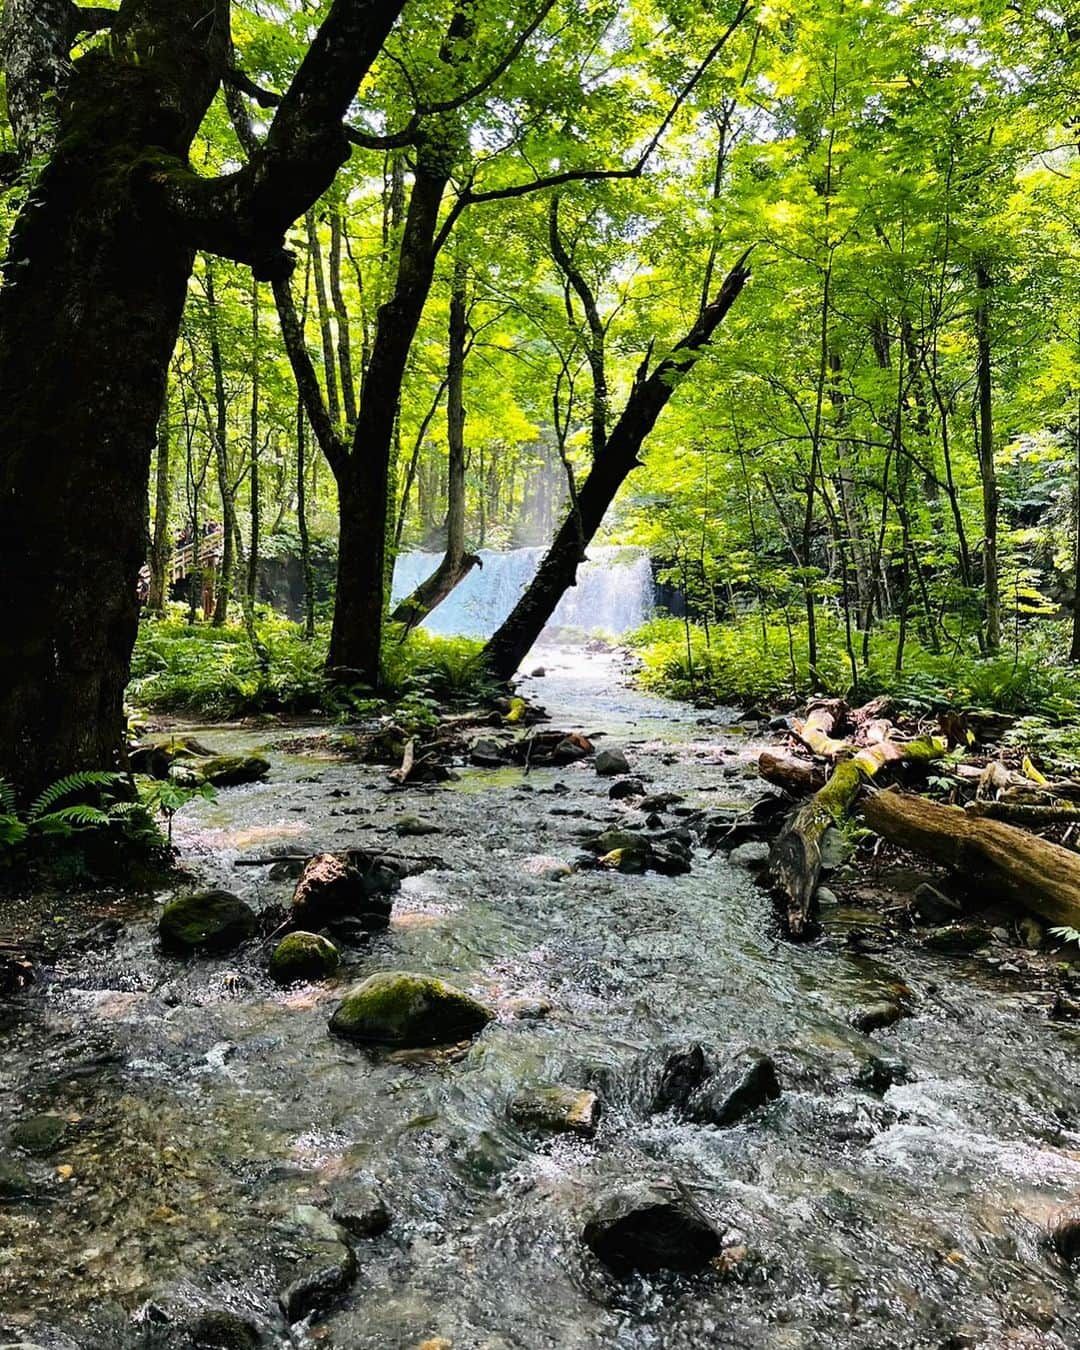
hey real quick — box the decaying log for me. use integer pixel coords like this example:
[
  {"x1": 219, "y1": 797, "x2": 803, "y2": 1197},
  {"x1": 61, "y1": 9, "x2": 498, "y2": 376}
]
[
  {"x1": 965, "y1": 800, "x2": 1080, "y2": 826},
  {"x1": 757, "y1": 750, "x2": 826, "y2": 795},
  {"x1": 792, "y1": 700, "x2": 850, "y2": 757},
  {"x1": 863, "y1": 789, "x2": 1080, "y2": 931},
  {"x1": 768, "y1": 733, "x2": 946, "y2": 939},
  {"x1": 769, "y1": 760, "x2": 863, "y2": 939}
]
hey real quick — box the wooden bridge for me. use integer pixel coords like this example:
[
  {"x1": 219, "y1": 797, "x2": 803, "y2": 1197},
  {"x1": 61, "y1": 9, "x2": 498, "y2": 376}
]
[{"x1": 139, "y1": 530, "x2": 225, "y2": 611}]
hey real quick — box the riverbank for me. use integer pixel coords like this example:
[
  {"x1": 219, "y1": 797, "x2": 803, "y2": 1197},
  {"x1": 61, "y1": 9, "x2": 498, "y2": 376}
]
[{"x1": 1, "y1": 648, "x2": 1079, "y2": 1349}]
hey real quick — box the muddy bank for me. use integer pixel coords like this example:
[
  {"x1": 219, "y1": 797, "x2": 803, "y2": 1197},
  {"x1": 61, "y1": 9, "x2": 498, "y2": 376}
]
[{"x1": 1, "y1": 649, "x2": 1079, "y2": 1349}]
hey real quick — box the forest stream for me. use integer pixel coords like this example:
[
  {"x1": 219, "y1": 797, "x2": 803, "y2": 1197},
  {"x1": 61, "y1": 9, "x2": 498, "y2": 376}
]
[{"x1": 2, "y1": 650, "x2": 1079, "y2": 1350}]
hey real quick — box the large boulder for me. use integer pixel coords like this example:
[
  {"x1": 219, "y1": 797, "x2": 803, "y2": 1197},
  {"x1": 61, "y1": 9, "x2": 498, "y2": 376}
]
[
  {"x1": 582, "y1": 1182, "x2": 720, "y2": 1275},
  {"x1": 328, "y1": 971, "x2": 494, "y2": 1047},
  {"x1": 269, "y1": 932, "x2": 340, "y2": 985},
  {"x1": 509, "y1": 1085, "x2": 601, "y2": 1138},
  {"x1": 291, "y1": 850, "x2": 401, "y2": 931},
  {"x1": 130, "y1": 735, "x2": 269, "y2": 787},
  {"x1": 159, "y1": 889, "x2": 257, "y2": 954}
]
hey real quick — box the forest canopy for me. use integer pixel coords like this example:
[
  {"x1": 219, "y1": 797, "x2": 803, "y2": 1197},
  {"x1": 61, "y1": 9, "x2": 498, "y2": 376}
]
[{"x1": 1, "y1": 0, "x2": 1078, "y2": 794}]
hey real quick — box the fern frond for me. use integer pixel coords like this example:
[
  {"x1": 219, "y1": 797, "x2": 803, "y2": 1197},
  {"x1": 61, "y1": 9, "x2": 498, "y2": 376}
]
[
  {"x1": 28, "y1": 772, "x2": 123, "y2": 821},
  {"x1": 0, "y1": 777, "x2": 17, "y2": 816},
  {"x1": 35, "y1": 804, "x2": 110, "y2": 828}
]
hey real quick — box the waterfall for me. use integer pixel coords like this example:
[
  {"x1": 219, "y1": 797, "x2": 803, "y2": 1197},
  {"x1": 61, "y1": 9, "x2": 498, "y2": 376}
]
[{"x1": 390, "y1": 546, "x2": 654, "y2": 639}]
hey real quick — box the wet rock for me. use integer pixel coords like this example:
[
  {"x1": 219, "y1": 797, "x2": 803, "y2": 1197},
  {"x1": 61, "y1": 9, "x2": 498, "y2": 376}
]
[
  {"x1": 507, "y1": 996, "x2": 552, "y2": 1020},
  {"x1": 654, "y1": 1043, "x2": 709, "y2": 1113},
  {"x1": 324, "y1": 917, "x2": 373, "y2": 948},
  {"x1": 853, "y1": 1054, "x2": 912, "y2": 1095},
  {"x1": 729, "y1": 841, "x2": 771, "y2": 870},
  {"x1": 649, "y1": 843, "x2": 692, "y2": 876},
  {"x1": 328, "y1": 971, "x2": 494, "y2": 1047},
  {"x1": 582, "y1": 1182, "x2": 720, "y2": 1275},
  {"x1": 531, "y1": 666, "x2": 547, "y2": 677},
  {"x1": 1046, "y1": 1199, "x2": 1080, "y2": 1262},
  {"x1": 814, "y1": 886, "x2": 839, "y2": 907},
  {"x1": 640, "y1": 792, "x2": 685, "y2": 813},
  {"x1": 0, "y1": 1155, "x2": 33, "y2": 1199},
  {"x1": 268, "y1": 932, "x2": 340, "y2": 985},
  {"x1": 509, "y1": 1085, "x2": 601, "y2": 1138},
  {"x1": 10, "y1": 1114, "x2": 67, "y2": 1157},
  {"x1": 688, "y1": 1052, "x2": 781, "y2": 1127},
  {"x1": 278, "y1": 1240, "x2": 356, "y2": 1323},
  {"x1": 922, "y1": 923, "x2": 988, "y2": 954},
  {"x1": 851, "y1": 1000, "x2": 904, "y2": 1033},
  {"x1": 587, "y1": 828, "x2": 650, "y2": 857},
  {"x1": 911, "y1": 882, "x2": 963, "y2": 925},
  {"x1": 189, "y1": 1311, "x2": 261, "y2": 1349},
  {"x1": 595, "y1": 747, "x2": 631, "y2": 777},
  {"x1": 331, "y1": 1177, "x2": 390, "y2": 1238},
  {"x1": 645, "y1": 812, "x2": 664, "y2": 829},
  {"x1": 183, "y1": 754, "x2": 270, "y2": 788},
  {"x1": 768, "y1": 715, "x2": 792, "y2": 731},
  {"x1": 609, "y1": 778, "x2": 645, "y2": 800},
  {"x1": 654, "y1": 1045, "x2": 780, "y2": 1127},
  {"x1": 394, "y1": 815, "x2": 441, "y2": 837},
  {"x1": 521, "y1": 855, "x2": 573, "y2": 881},
  {"x1": 291, "y1": 850, "x2": 400, "y2": 931},
  {"x1": 159, "y1": 890, "x2": 257, "y2": 954}
]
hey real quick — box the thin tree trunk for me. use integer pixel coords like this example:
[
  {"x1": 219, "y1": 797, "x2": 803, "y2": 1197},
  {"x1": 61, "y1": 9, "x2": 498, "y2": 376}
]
[
  {"x1": 308, "y1": 208, "x2": 342, "y2": 431},
  {"x1": 296, "y1": 399, "x2": 316, "y2": 641},
  {"x1": 147, "y1": 386, "x2": 172, "y2": 614},
  {"x1": 205, "y1": 263, "x2": 236, "y2": 628},
  {"x1": 330, "y1": 206, "x2": 358, "y2": 427},
  {"x1": 975, "y1": 262, "x2": 1001, "y2": 652}
]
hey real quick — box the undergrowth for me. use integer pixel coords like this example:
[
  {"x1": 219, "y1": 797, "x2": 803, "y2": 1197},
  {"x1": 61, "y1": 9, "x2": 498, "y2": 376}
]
[
  {"x1": 129, "y1": 607, "x2": 493, "y2": 720},
  {"x1": 627, "y1": 612, "x2": 1080, "y2": 721}
]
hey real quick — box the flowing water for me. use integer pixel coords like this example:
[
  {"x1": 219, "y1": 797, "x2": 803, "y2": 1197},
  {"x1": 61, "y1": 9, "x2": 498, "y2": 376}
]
[
  {"x1": 2, "y1": 650, "x2": 1079, "y2": 1349},
  {"x1": 389, "y1": 547, "x2": 655, "y2": 637}
]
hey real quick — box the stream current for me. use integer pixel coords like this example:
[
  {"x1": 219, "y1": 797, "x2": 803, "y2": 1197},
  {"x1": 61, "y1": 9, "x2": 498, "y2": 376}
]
[{"x1": 1, "y1": 650, "x2": 1079, "y2": 1348}]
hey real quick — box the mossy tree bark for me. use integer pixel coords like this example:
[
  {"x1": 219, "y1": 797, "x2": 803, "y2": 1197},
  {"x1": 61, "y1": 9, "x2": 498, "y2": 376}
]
[{"x1": 0, "y1": 0, "x2": 406, "y2": 799}]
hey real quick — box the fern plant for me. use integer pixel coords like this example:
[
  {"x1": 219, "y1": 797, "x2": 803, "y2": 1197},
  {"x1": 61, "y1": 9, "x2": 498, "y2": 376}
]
[{"x1": 0, "y1": 771, "x2": 165, "y2": 867}]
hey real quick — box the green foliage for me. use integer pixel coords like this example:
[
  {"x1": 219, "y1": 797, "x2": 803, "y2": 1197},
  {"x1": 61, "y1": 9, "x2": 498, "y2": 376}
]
[
  {"x1": 1050, "y1": 926, "x2": 1080, "y2": 951},
  {"x1": 129, "y1": 611, "x2": 492, "y2": 720},
  {"x1": 0, "y1": 772, "x2": 165, "y2": 872}
]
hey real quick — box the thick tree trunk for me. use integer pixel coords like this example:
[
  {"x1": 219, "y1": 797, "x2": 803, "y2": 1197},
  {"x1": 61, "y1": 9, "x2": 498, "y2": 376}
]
[
  {"x1": 0, "y1": 4, "x2": 229, "y2": 798},
  {"x1": 482, "y1": 254, "x2": 751, "y2": 680},
  {"x1": 326, "y1": 154, "x2": 449, "y2": 685},
  {"x1": 863, "y1": 790, "x2": 1080, "y2": 931}
]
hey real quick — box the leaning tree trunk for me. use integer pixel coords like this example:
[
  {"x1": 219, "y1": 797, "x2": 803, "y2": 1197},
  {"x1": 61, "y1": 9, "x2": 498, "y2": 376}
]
[
  {"x1": 147, "y1": 389, "x2": 173, "y2": 614},
  {"x1": 482, "y1": 253, "x2": 751, "y2": 681},
  {"x1": 392, "y1": 259, "x2": 481, "y2": 629},
  {"x1": 0, "y1": 5, "x2": 230, "y2": 799}
]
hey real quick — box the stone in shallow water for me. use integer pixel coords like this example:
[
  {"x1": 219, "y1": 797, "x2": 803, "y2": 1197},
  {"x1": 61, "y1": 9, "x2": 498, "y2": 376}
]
[
  {"x1": 1047, "y1": 1200, "x2": 1080, "y2": 1262},
  {"x1": 509, "y1": 1085, "x2": 601, "y2": 1138},
  {"x1": 394, "y1": 815, "x2": 441, "y2": 837},
  {"x1": 331, "y1": 1176, "x2": 390, "y2": 1238},
  {"x1": 921, "y1": 923, "x2": 988, "y2": 954},
  {"x1": 853, "y1": 1054, "x2": 912, "y2": 1095},
  {"x1": 582, "y1": 1182, "x2": 720, "y2": 1275},
  {"x1": 595, "y1": 747, "x2": 631, "y2": 776},
  {"x1": 688, "y1": 1052, "x2": 781, "y2": 1128},
  {"x1": 328, "y1": 971, "x2": 494, "y2": 1047},
  {"x1": 278, "y1": 1240, "x2": 356, "y2": 1323},
  {"x1": 911, "y1": 881, "x2": 963, "y2": 925},
  {"x1": 268, "y1": 931, "x2": 340, "y2": 985},
  {"x1": 521, "y1": 854, "x2": 573, "y2": 881},
  {"x1": 851, "y1": 1000, "x2": 904, "y2": 1033},
  {"x1": 189, "y1": 1310, "x2": 261, "y2": 1348},
  {"x1": 609, "y1": 778, "x2": 645, "y2": 800},
  {"x1": 291, "y1": 850, "x2": 399, "y2": 931},
  {"x1": 10, "y1": 1114, "x2": 67, "y2": 1157},
  {"x1": 159, "y1": 890, "x2": 257, "y2": 954},
  {"x1": 0, "y1": 1155, "x2": 33, "y2": 1199},
  {"x1": 728, "y1": 841, "x2": 771, "y2": 869}
]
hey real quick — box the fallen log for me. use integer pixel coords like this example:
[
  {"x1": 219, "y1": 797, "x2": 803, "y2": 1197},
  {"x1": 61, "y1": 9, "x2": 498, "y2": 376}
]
[
  {"x1": 792, "y1": 700, "x2": 850, "y2": 757},
  {"x1": 768, "y1": 733, "x2": 946, "y2": 939},
  {"x1": 863, "y1": 789, "x2": 1080, "y2": 931},
  {"x1": 757, "y1": 750, "x2": 826, "y2": 795},
  {"x1": 965, "y1": 800, "x2": 1080, "y2": 826},
  {"x1": 769, "y1": 760, "x2": 863, "y2": 939}
]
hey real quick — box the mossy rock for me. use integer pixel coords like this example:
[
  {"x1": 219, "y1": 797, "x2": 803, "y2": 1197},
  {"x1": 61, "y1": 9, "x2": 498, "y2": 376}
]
[
  {"x1": 328, "y1": 971, "x2": 494, "y2": 1047},
  {"x1": 269, "y1": 931, "x2": 340, "y2": 985},
  {"x1": 586, "y1": 829, "x2": 650, "y2": 857},
  {"x1": 159, "y1": 889, "x2": 257, "y2": 953},
  {"x1": 172, "y1": 754, "x2": 270, "y2": 788},
  {"x1": 510, "y1": 1085, "x2": 601, "y2": 1138},
  {"x1": 0, "y1": 1155, "x2": 33, "y2": 1200},
  {"x1": 10, "y1": 1114, "x2": 67, "y2": 1157}
]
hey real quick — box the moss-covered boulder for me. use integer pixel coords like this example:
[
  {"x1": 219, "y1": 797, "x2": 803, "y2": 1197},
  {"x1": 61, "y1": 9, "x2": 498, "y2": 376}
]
[
  {"x1": 582, "y1": 1182, "x2": 720, "y2": 1274},
  {"x1": 159, "y1": 889, "x2": 257, "y2": 953},
  {"x1": 269, "y1": 931, "x2": 340, "y2": 985},
  {"x1": 328, "y1": 971, "x2": 494, "y2": 1047},
  {"x1": 0, "y1": 1155, "x2": 33, "y2": 1200},
  {"x1": 10, "y1": 1114, "x2": 67, "y2": 1157},
  {"x1": 291, "y1": 850, "x2": 401, "y2": 931},
  {"x1": 171, "y1": 754, "x2": 270, "y2": 788}
]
